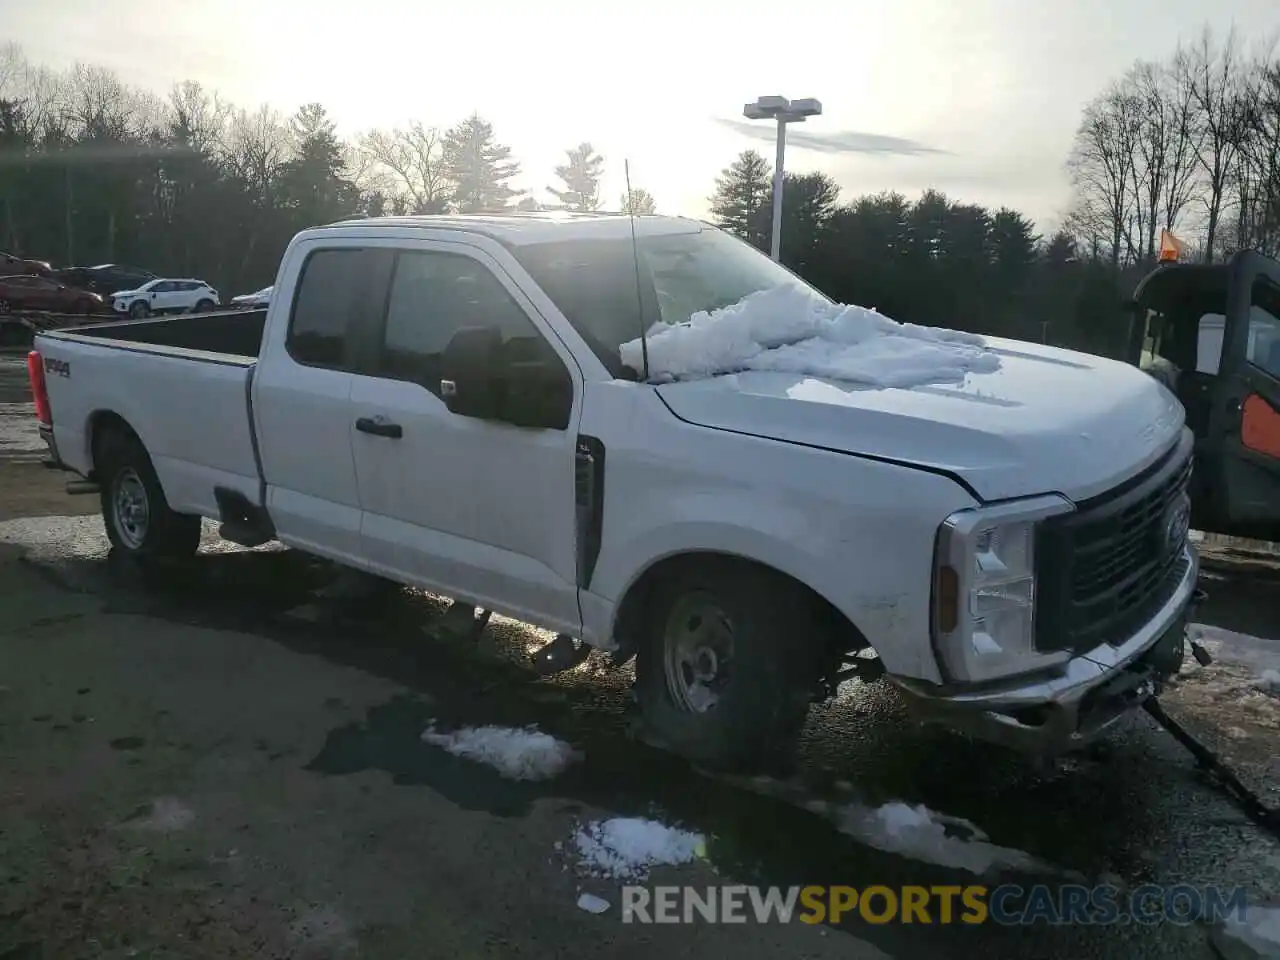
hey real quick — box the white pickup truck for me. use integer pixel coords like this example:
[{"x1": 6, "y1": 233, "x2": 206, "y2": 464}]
[{"x1": 28, "y1": 213, "x2": 1199, "y2": 770}]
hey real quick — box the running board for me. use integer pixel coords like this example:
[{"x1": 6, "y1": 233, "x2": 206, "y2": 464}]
[{"x1": 213, "y1": 486, "x2": 275, "y2": 548}]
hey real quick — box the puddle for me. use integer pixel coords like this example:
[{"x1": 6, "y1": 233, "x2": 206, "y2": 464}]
[{"x1": 302, "y1": 691, "x2": 1080, "y2": 959}]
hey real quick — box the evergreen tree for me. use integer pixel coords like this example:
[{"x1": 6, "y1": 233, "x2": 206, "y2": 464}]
[
  {"x1": 442, "y1": 114, "x2": 522, "y2": 213},
  {"x1": 279, "y1": 103, "x2": 359, "y2": 228},
  {"x1": 548, "y1": 142, "x2": 604, "y2": 211},
  {"x1": 708, "y1": 150, "x2": 772, "y2": 249},
  {"x1": 620, "y1": 187, "x2": 657, "y2": 214}
]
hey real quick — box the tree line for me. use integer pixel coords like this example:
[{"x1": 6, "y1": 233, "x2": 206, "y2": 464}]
[
  {"x1": 1, "y1": 27, "x2": 1276, "y2": 359},
  {"x1": 705, "y1": 27, "x2": 1279, "y2": 357},
  {"x1": 0, "y1": 43, "x2": 654, "y2": 296},
  {"x1": 1067, "y1": 28, "x2": 1280, "y2": 267}
]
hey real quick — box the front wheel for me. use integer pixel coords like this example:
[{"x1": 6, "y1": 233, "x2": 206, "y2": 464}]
[
  {"x1": 633, "y1": 559, "x2": 828, "y2": 771},
  {"x1": 194, "y1": 299, "x2": 215, "y2": 313},
  {"x1": 97, "y1": 429, "x2": 201, "y2": 565},
  {"x1": 129, "y1": 301, "x2": 149, "y2": 319}
]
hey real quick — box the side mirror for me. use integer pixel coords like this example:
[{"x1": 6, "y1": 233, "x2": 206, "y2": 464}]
[
  {"x1": 502, "y1": 352, "x2": 573, "y2": 430},
  {"x1": 440, "y1": 325, "x2": 504, "y2": 419},
  {"x1": 439, "y1": 326, "x2": 573, "y2": 429}
]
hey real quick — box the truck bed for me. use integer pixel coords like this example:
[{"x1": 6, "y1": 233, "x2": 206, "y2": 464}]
[
  {"x1": 34, "y1": 309, "x2": 268, "y2": 522},
  {"x1": 65, "y1": 308, "x2": 267, "y2": 359}
]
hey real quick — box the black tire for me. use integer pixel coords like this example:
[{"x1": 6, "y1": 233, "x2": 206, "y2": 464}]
[
  {"x1": 194, "y1": 299, "x2": 215, "y2": 313},
  {"x1": 0, "y1": 300, "x2": 11, "y2": 314},
  {"x1": 96, "y1": 428, "x2": 201, "y2": 564},
  {"x1": 129, "y1": 301, "x2": 149, "y2": 319},
  {"x1": 633, "y1": 558, "x2": 828, "y2": 771}
]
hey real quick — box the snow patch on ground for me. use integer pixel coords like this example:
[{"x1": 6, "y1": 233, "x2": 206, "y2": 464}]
[
  {"x1": 620, "y1": 285, "x2": 1001, "y2": 387},
  {"x1": 1255, "y1": 669, "x2": 1280, "y2": 697},
  {"x1": 123, "y1": 796, "x2": 195, "y2": 833},
  {"x1": 1219, "y1": 903, "x2": 1280, "y2": 955},
  {"x1": 420, "y1": 723, "x2": 580, "y2": 781},
  {"x1": 1191, "y1": 623, "x2": 1280, "y2": 675},
  {"x1": 835, "y1": 800, "x2": 1046, "y2": 876},
  {"x1": 572, "y1": 817, "x2": 705, "y2": 880}
]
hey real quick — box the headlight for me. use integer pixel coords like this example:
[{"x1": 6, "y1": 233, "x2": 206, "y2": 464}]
[{"x1": 931, "y1": 494, "x2": 1074, "y2": 684}]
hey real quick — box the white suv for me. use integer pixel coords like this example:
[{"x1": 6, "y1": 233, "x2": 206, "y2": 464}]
[{"x1": 112, "y1": 278, "x2": 220, "y2": 318}]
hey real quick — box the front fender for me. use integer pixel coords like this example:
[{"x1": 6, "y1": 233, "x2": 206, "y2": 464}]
[{"x1": 585, "y1": 483, "x2": 960, "y2": 683}]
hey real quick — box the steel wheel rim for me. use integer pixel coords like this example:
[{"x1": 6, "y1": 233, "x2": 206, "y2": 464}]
[
  {"x1": 111, "y1": 468, "x2": 150, "y2": 549},
  {"x1": 662, "y1": 592, "x2": 735, "y2": 714}
]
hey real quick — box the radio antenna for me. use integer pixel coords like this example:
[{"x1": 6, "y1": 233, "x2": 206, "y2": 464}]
[{"x1": 624, "y1": 159, "x2": 650, "y2": 381}]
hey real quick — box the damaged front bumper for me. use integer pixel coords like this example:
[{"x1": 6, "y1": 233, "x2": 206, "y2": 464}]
[{"x1": 895, "y1": 543, "x2": 1199, "y2": 756}]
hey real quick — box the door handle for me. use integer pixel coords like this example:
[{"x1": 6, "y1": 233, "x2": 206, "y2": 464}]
[{"x1": 355, "y1": 416, "x2": 403, "y2": 439}]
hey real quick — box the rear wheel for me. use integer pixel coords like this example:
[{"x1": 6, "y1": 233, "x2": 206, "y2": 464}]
[
  {"x1": 633, "y1": 559, "x2": 828, "y2": 771},
  {"x1": 129, "y1": 301, "x2": 149, "y2": 319},
  {"x1": 96, "y1": 428, "x2": 201, "y2": 565}
]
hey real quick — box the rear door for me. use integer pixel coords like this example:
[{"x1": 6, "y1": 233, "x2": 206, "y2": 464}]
[
  {"x1": 253, "y1": 243, "x2": 389, "y2": 560},
  {"x1": 149, "y1": 281, "x2": 182, "y2": 312},
  {"x1": 1211, "y1": 252, "x2": 1280, "y2": 537}
]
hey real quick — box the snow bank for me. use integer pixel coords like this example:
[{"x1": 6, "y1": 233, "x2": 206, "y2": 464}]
[
  {"x1": 420, "y1": 723, "x2": 580, "y2": 781},
  {"x1": 835, "y1": 800, "x2": 1045, "y2": 876},
  {"x1": 620, "y1": 285, "x2": 1001, "y2": 387},
  {"x1": 1218, "y1": 903, "x2": 1280, "y2": 955},
  {"x1": 572, "y1": 817, "x2": 705, "y2": 879}
]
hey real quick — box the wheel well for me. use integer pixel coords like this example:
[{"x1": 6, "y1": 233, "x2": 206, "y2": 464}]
[
  {"x1": 609, "y1": 551, "x2": 872, "y2": 667},
  {"x1": 88, "y1": 411, "x2": 139, "y2": 479}
]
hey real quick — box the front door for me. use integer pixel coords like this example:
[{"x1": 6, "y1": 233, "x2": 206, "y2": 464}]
[
  {"x1": 348, "y1": 242, "x2": 584, "y2": 636},
  {"x1": 1210, "y1": 252, "x2": 1280, "y2": 540}
]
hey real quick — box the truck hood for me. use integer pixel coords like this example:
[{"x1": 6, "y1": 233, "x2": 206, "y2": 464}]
[{"x1": 655, "y1": 336, "x2": 1184, "y2": 503}]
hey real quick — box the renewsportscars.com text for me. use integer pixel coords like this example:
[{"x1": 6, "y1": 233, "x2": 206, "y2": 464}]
[{"x1": 620, "y1": 884, "x2": 1249, "y2": 926}]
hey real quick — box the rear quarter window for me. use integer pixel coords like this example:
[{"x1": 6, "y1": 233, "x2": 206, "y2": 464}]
[{"x1": 286, "y1": 247, "x2": 387, "y2": 371}]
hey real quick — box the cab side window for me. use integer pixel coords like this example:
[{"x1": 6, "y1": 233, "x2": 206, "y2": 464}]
[
  {"x1": 378, "y1": 251, "x2": 557, "y2": 395},
  {"x1": 1247, "y1": 279, "x2": 1280, "y2": 380},
  {"x1": 287, "y1": 248, "x2": 381, "y2": 370}
]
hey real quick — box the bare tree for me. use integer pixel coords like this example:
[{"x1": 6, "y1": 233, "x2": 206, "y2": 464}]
[
  {"x1": 1126, "y1": 60, "x2": 1202, "y2": 261},
  {"x1": 1234, "y1": 57, "x2": 1280, "y2": 256},
  {"x1": 1180, "y1": 28, "x2": 1253, "y2": 262},
  {"x1": 1067, "y1": 81, "x2": 1143, "y2": 268},
  {"x1": 169, "y1": 81, "x2": 232, "y2": 153},
  {"x1": 222, "y1": 104, "x2": 290, "y2": 204},
  {"x1": 1158, "y1": 53, "x2": 1205, "y2": 242},
  {"x1": 358, "y1": 122, "x2": 449, "y2": 213},
  {"x1": 63, "y1": 63, "x2": 133, "y2": 140}
]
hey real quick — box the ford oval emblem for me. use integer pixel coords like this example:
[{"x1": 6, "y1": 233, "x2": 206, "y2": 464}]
[{"x1": 1163, "y1": 496, "x2": 1191, "y2": 553}]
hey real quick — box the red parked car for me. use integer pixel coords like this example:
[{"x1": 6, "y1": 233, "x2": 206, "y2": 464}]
[
  {"x1": 0, "y1": 275, "x2": 104, "y2": 314},
  {"x1": 0, "y1": 251, "x2": 52, "y2": 278}
]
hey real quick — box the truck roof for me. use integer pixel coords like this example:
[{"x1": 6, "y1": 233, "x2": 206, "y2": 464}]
[{"x1": 313, "y1": 212, "x2": 708, "y2": 246}]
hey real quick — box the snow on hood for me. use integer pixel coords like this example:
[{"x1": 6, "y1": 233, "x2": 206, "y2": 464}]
[
  {"x1": 619, "y1": 285, "x2": 1001, "y2": 388},
  {"x1": 622, "y1": 285, "x2": 1187, "y2": 502}
]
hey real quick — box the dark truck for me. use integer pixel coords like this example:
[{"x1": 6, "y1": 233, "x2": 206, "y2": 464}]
[{"x1": 1126, "y1": 250, "x2": 1280, "y2": 543}]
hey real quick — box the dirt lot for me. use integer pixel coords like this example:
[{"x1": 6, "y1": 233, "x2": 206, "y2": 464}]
[
  {"x1": 0, "y1": 460, "x2": 99, "y2": 522},
  {"x1": 0, "y1": 426, "x2": 1277, "y2": 958}
]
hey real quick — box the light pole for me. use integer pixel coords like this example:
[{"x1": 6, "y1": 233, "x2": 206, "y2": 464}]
[{"x1": 742, "y1": 95, "x2": 822, "y2": 261}]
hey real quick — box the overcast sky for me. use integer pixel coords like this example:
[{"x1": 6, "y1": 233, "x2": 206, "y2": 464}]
[{"x1": 2, "y1": 0, "x2": 1276, "y2": 230}]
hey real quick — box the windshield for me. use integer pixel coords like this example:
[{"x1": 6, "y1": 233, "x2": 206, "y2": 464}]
[{"x1": 512, "y1": 226, "x2": 824, "y2": 377}]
